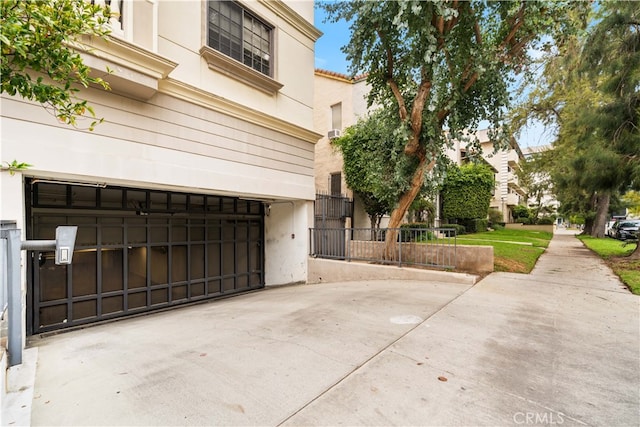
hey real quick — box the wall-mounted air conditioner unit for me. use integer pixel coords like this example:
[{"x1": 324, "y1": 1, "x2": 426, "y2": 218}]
[{"x1": 328, "y1": 129, "x2": 341, "y2": 139}]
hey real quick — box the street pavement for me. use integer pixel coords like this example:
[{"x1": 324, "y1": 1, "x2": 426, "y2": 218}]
[{"x1": 10, "y1": 229, "x2": 640, "y2": 426}]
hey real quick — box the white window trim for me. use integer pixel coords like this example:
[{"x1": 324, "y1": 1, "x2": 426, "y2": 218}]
[{"x1": 199, "y1": 45, "x2": 283, "y2": 96}]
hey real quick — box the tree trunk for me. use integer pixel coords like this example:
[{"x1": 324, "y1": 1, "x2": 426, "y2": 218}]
[
  {"x1": 583, "y1": 217, "x2": 594, "y2": 235},
  {"x1": 629, "y1": 243, "x2": 640, "y2": 260},
  {"x1": 591, "y1": 191, "x2": 610, "y2": 238},
  {"x1": 583, "y1": 193, "x2": 598, "y2": 235},
  {"x1": 384, "y1": 157, "x2": 432, "y2": 259}
]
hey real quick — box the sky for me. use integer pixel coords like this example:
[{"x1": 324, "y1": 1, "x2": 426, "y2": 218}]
[{"x1": 312, "y1": 6, "x2": 553, "y2": 149}]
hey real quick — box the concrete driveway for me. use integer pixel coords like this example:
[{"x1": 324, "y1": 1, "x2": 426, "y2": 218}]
[{"x1": 14, "y1": 230, "x2": 640, "y2": 426}]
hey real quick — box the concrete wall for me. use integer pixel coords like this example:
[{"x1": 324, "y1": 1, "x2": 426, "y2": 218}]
[
  {"x1": 346, "y1": 241, "x2": 494, "y2": 274},
  {"x1": 308, "y1": 258, "x2": 478, "y2": 285}
]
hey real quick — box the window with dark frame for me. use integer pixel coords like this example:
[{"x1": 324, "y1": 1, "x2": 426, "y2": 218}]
[
  {"x1": 330, "y1": 172, "x2": 341, "y2": 196},
  {"x1": 207, "y1": 0, "x2": 272, "y2": 76}
]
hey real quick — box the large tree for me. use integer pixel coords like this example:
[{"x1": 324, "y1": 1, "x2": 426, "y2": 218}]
[
  {"x1": 513, "y1": 1, "x2": 639, "y2": 246},
  {"x1": 323, "y1": 0, "x2": 588, "y2": 253},
  {"x1": 1, "y1": 0, "x2": 112, "y2": 131}
]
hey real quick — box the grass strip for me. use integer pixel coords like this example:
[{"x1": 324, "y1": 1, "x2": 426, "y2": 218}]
[
  {"x1": 456, "y1": 229, "x2": 552, "y2": 273},
  {"x1": 578, "y1": 235, "x2": 640, "y2": 295}
]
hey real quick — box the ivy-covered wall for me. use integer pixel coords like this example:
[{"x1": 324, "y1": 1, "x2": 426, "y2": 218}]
[{"x1": 442, "y1": 164, "x2": 494, "y2": 221}]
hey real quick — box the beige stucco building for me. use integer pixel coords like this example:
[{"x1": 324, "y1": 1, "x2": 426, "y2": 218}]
[
  {"x1": 313, "y1": 69, "x2": 388, "y2": 228},
  {"x1": 0, "y1": 0, "x2": 321, "y2": 343}
]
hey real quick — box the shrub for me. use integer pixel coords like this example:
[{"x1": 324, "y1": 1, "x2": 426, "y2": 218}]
[
  {"x1": 513, "y1": 204, "x2": 531, "y2": 220},
  {"x1": 440, "y1": 223, "x2": 466, "y2": 236},
  {"x1": 400, "y1": 223, "x2": 433, "y2": 241},
  {"x1": 441, "y1": 164, "x2": 494, "y2": 221},
  {"x1": 459, "y1": 218, "x2": 488, "y2": 233},
  {"x1": 488, "y1": 208, "x2": 503, "y2": 226},
  {"x1": 537, "y1": 216, "x2": 555, "y2": 225}
]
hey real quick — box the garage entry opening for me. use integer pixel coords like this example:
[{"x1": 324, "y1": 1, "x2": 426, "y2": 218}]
[{"x1": 26, "y1": 180, "x2": 265, "y2": 334}]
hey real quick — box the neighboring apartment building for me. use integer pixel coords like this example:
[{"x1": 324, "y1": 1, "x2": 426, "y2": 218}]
[
  {"x1": 313, "y1": 69, "x2": 375, "y2": 228},
  {"x1": 446, "y1": 129, "x2": 527, "y2": 223},
  {"x1": 523, "y1": 145, "x2": 560, "y2": 220},
  {"x1": 0, "y1": 0, "x2": 321, "y2": 337}
]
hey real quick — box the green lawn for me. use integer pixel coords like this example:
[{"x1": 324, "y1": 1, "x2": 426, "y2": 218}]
[
  {"x1": 456, "y1": 229, "x2": 553, "y2": 273},
  {"x1": 577, "y1": 235, "x2": 640, "y2": 295}
]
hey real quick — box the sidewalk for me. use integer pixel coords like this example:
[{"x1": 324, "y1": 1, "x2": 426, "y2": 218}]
[{"x1": 8, "y1": 229, "x2": 640, "y2": 426}]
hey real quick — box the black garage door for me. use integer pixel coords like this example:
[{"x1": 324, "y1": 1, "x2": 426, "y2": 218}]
[{"x1": 26, "y1": 180, "x2": 264, "y2": 334}]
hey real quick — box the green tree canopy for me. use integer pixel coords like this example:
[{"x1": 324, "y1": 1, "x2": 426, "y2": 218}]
[
  {"x1": 323, "y1": 0, "x2": 589, "y2": 253},
  {"x1": 331, "y1": 108, "x2": 443, "y2": 229},
  {"x1": 512, "y1": 1, "x2": 639, "y2": 243},
  {"x1": 1, "y1": 0, "x2": 112, "y2": 130}
]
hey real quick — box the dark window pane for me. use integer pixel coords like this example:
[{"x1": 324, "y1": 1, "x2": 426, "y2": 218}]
[
  {"x1": 128, "y1": 247, "x2": 147, "y2": 288},
  {"x1": 37, "y1": 183, "x2": 67, "y2": 206},
  {"x1": 172, "y1": 221, "x2": 187, "y2": 242},
  {"x1": 191, "y1": 282, "x2": 205, "y2": 297},
  {"x1": 191, "y1": 225, "x2": 205, "y2": 241},
  {"x1": 40, "y1": 255, "x2": 66, "y2": 301},
  {"x1": 236, "y1": 275, "x2": 248, "y2": 289},
  {"x1": 249, "y1": 242, "x2": 261, "y2": 271},
  {"x1": 72, "y1": 251, "x2": 97, "y2": 297},
  {"x1": 101, "y1": 188, "x2": 123, "y2": 208},
  {"x1": 207, "y1": 197, "x2": 222, "y2": 212},
  {"x1": 103, "y1": 295, "x2": 123, "y2": 314},
  {"x1": 191, "y1": 244, "x2": 205, "y2": 279},
  {"x1": 222, "y1": 199, "x2": 235, "y2": 213},
  {"x1": 102, "y1": 249, "x2": 123, "y2": 292},
  {"x1": 150, "y1": 246, "x2": 168, "y2": 285},
  {"x1": 102, "y1": 227, "x2": 123, "y2": 245},
  {"x1": 172, "y1": 285, "x2": 187, "y2": 301},
  {"x1": 128, "y1": 227, "x2": 146, "y2": 244},
  {"x1": 223, "y1": 277, "x2": 235, "y2": 292},
  {"x1": 208, "y1": 223, "x2": 221, "y2": 240},
  {"x1": 171, "y1": 194, "x2": 187, "y2": 211},
  {"x1": 77, "y1": 226, "x2": 97, "y2": 246},
  {"x1": 151, "y1": 227, "x2": 168, "y2": 243},
  {"x1": 222, "y1": 224, "x2": 234, "y2": 240},
  {"x1": 208, "y1": 279, "x2": 222, "y2": 295},
  {"x1": 73, "y1": 300, "x2": 97, "y2": 320},
  {"x1": 128, "y1": 291, "x2": 147, "y2": 309},
  {"x1": 150, "y1": 192, "x2": 167, "y2": 210},
  {"x1": 190, "y1": 196, "x2": 205, "y2": 211},
  {"x1": 171, "y1": 246, "x2": 187, "y2": 282},
  {"x1": 71, "y1": 186, "x2": 97, "y2": 208},
  {"x1": 222, "y1": 242, "x2": 234, "y2": 275},
  {"x1": 151, "y1": 288, "x2": 168, "y2": 305},
  {"x1": 236, "y1": 241, "x2": 248, "y2": 272},
  {"x1": 207, "y1": 243, "x2": 221, "y2": 277},
  {"x1": 40, "y1": 305, "x2": 67, "y2": 327},
  {"x1": 208, "y1": 0, "x2": 243, "y2": 62},
  {"x1": 126, "y1": 190, "x2": 147, "y2": 211}
]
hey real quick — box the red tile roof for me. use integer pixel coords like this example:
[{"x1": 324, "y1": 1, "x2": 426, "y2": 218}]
[{"x1": 315, "y1": 68, "x2": 368, "y2": 82}]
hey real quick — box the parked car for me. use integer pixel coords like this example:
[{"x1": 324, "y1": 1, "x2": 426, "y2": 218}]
[
  {"x1": 612, "y1": 219, "x2": 640, "y2": 240},
  {"x1": 605, "y1": 220, "x2": 618, "y2": 237}
]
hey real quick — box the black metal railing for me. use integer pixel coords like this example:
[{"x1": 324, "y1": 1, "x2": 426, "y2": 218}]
[{"x1": 309, "y1": 227, "x2": 457, "y2": 269}]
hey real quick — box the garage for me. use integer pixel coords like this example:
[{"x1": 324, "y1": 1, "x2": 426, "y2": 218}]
[{"x1": 26, "y1": 180, "x2": 265, "y2": 334}]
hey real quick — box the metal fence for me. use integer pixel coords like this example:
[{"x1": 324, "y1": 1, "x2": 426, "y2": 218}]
[{"x1": 309, "y1": 227, "x2": 457, "y2": 269}]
